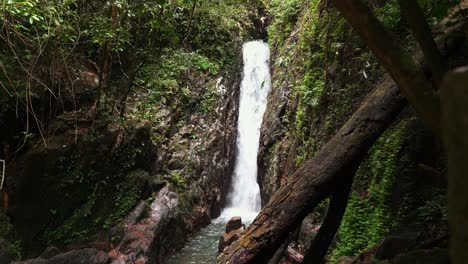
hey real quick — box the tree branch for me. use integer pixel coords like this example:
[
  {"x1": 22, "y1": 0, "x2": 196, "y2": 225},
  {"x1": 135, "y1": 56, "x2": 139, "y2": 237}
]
[
  {"x1": 301, "y1": 171, "x2": 354, "y2": 263},
  {"x1": 398, "y1": 0, "x2": 446, "y2": 86},
  {"x1": 331, "y1": 0, "x2": 441, "y2": 136}
]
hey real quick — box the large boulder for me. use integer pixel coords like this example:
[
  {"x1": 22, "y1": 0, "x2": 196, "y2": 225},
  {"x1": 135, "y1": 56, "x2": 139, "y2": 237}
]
[
  {"x1": 218, "y1": 217, "x2": 245, "y2": 253},
  {"x1": 225, "y1": 217, "x2": 243, "y2": 233}
]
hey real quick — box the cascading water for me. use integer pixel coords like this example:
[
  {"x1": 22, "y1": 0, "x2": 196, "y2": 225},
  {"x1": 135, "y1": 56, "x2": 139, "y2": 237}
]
[
  {"x1": 167, "y1": 41, "x2": 271, "y2": 263},
  {"x1": 222, "y1": 40, "x2": 271, "y2": 220}
]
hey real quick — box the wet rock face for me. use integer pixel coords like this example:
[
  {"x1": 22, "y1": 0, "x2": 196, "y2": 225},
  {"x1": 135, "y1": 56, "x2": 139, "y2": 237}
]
[
  {"x1": 218, "y1": 217, "x2": 245, "y2": 253},
  {"x1": 158, "y1": 71, "x2": 241, "y2": 217},
  {"x1": 108, "y1": 69, "x2": 242, "y2": 262},
  {"x1": 13, "y1": 248, "x2": 110, "y2": 264},
  {"x1": 258, "y1": 77, "x2": 295, "y2": 204},
  {"x1": 109, "y1": 186, "x2": 180, "y2": 264}
]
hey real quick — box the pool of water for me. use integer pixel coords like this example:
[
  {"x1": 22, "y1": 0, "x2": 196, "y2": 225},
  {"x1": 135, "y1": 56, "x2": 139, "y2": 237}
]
[{"x1": 166, "y1": 209, "x2": 258, "y2": 264}]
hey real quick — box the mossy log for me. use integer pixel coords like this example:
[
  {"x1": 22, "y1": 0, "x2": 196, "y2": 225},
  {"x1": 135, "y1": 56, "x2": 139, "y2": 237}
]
[{"x1": 217, "y1": 75, "x2": 405, "y2": 263}]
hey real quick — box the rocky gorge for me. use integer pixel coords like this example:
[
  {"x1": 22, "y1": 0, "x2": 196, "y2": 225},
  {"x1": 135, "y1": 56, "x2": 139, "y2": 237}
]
[{"x1": 1, "y1": 0, "x2": 467, "y2": 263}]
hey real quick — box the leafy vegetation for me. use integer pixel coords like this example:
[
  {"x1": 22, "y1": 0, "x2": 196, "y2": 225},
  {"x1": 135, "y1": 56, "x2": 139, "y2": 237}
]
[
  {"x1": 169, "y1": 170, "x2": 187, "y2": 193},
  {"x1": 0, "y1": 0, "x2": 257, "y2": 148},
  {"x1": 331, "y1": 120, "x2": 409, "y2": 261}
]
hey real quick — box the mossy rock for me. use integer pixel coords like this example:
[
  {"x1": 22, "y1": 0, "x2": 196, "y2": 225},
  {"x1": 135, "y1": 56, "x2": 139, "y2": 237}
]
[{"x1": 6, "y1": 124, "x2": 155, "y2": 256}]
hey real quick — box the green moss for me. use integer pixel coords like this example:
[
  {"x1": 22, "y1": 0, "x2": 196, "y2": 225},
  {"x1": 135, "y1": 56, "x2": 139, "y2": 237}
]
[
  {"x1": 330, "y1": 119, "x2": 409, "y2": 262},
  {"x1": 42, "y1": 168, "x2": 148, "y2": 245},
  {"x1": 43, "y1": 192, "x2": 97, "y2": 244},
  {"x1": 2, "y1": 126, "x2": 150, "y2": 252},
  {"x1": 103, "y1": 173, "x2": 144, "y2": 229},
  {"x1": 130, "y1": 48, "x2": 221, "y2": 125},
  {"x1": 199, "y1": 83, "x2": 217, "y2": 114}
]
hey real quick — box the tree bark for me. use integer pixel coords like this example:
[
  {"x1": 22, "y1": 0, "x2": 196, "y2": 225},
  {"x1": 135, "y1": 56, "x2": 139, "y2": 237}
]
[
  {"x1": 398, "y1": 0, "x2": 446, "y2": 86},
  {"x1": 441, "y1": 67, "x2": 468, "y2": 264},
  {"x1": 217, "y1": 75, "x2": 405, "y2": 263},
  {"x1": 331, "y1": 0, "x2": 441, "y2": 136},
  {"x1": 301, "y1": 171, "x2": 353, "y2": 264}
]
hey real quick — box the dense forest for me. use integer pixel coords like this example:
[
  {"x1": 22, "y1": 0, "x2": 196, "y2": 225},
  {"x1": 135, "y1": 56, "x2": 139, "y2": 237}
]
[{"x1": 0, "y1": 0, "x2": 467, "y2": 263}]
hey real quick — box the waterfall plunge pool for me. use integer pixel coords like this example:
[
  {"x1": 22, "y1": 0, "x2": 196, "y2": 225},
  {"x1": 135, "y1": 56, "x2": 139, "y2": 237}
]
[{"x1": 166, "y1": 210, "x2": 258, "y2": 264}]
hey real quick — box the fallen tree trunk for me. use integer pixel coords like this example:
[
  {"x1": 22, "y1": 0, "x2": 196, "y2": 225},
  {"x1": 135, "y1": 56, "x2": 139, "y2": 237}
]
[{"x1": 217, "y1": 75, "x2": 405, "y2": 263}]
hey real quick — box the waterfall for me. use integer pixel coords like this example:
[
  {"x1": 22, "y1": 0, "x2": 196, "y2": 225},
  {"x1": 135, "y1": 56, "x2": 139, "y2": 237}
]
[
  {"x1": 167, "y1": 41, "x2": 271, "y2": 263},
  {"x1": 223, "y1": 40, "x2": 272, "y2": 220}
]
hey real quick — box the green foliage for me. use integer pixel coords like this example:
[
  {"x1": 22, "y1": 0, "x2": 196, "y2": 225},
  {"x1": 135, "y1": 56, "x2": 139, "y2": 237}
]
[
  {"x1": 43, "y1": 193, "x2": 97, "y2": 244},
  {"x1": 263, "y1": 0, "x2": 302, "y2": 45},
  {"x1": 131, "y1": 48, "x2": 220, "y2": 123},
  {"x1": 24, "y1": 127, "x2": 152, "y2": 249},
  {"x1": 331, "y1": 120, "x2": 409, "y2": 262},
  {"x1": 374, "y1": 0, "x2": 402, "y2": 31},
  {"x1": 199, "y1": 83, "x2": 217, "y2": 114},
  {"x1": 281, "y1": 4, "x2": 349, "y2": 166},
  {"x1": 419, "y1": 0, "x2": 460, "y2": 26},
  {"x1": 415, "y1": 190, "x2": 447, "y2": 224},
  {"x1": 169, "y1": 170, "x2": 187, "y2": 192},
  {"x1": 2, "y1": 0, "x2": 79, "y2": 44},
  {"x1": 0, "y1": 0, "x2": 255, "y2": 151},
  {"x1": 175, "y1": 0, "x2": 253, "y2": 64},
  {"x1": 103, "y1": 184, "x2": 141, "y2": 229}
]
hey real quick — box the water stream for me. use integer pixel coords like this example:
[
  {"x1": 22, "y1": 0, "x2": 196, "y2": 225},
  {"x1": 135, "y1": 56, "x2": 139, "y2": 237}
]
[{"x1": 167, "y1": 40, "x2": 271, "y2": 264}]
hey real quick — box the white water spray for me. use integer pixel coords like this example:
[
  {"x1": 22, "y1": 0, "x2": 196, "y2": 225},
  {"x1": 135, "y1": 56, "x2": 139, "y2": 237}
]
[{"x1": 222, "y1": 40, "x2": 272, "y2": 221}]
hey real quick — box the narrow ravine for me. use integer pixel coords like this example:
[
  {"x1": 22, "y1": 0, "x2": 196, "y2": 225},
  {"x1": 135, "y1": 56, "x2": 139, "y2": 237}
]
[{"x1": 167, "y1": 40, "x2": 271, "y2": 263}]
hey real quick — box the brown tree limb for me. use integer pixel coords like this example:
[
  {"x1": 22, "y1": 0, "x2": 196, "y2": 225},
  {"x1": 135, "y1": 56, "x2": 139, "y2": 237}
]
[
  {"x1": 268, "y1": 227, "x2": 300, "y2": 264},
  {"x1": 441, "y1": 67, "x2": 468, "y2": 264},
  {"x1": 301, "y1": 170, "x2": 354, "y2": 264},
  {"x1": 184, "y1": 0, "x2": 198, "y2": 43},
  {"x1": 331, "y1": 0, "x2": 441, "y2": 136},
  {"x1": 398, "y1": 0, "x2": 446, "y2": 86},
  {"x1": 217, "y1": 75, "x2": 405, "y2": 263}
]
